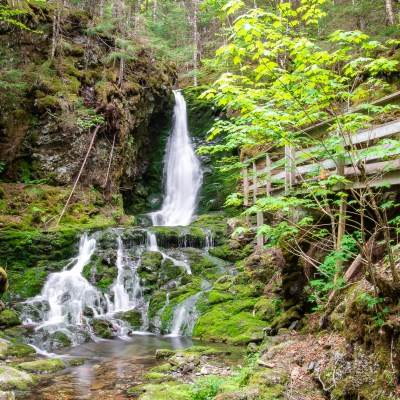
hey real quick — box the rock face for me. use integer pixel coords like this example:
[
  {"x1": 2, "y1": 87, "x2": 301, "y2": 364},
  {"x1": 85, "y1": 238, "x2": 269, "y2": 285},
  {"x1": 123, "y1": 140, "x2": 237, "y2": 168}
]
[{"x1": 0, "y1": 6, "x2": 176, "y2": 210}]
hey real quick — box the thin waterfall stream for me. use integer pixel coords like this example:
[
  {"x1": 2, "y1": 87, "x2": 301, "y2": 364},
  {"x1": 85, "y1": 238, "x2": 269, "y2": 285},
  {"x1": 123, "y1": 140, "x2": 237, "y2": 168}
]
[{"x1": 150, "y1": 90, "x2": 203, "y2": 227}]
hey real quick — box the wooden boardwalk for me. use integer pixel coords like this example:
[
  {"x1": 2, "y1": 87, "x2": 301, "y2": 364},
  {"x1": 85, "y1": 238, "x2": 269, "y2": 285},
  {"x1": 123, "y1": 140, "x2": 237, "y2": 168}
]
[{"x1": 242, "y1": 116, "x2": 400, "y2": 246}]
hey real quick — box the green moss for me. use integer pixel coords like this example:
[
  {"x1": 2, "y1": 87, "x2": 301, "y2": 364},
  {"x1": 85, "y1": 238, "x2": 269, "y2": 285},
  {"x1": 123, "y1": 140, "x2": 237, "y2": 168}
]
[
  {"x1": 253, "y1": 297, "x2": 277, "y2": 322},
  {"x1": 209, "y1": 243, "x2": 254, "y2": 262},
  {"x1": 18, "y1": 358, "x2": 66, "y2": 374},
  {"x1": 207, "y1": 290, "x2": 234, "y2": 305},
  {"x1": 148, "y1": 291, "x2": 167, "y2": 319},
  {"x1": 0, "y1": 366, "x2": 35, "y2": 390},
  {"x1": 137, "y1": 382, "x2": 191, "y2": 400},
  {"x1": 141, "y1": 251, "x2": 163, "y2": 271},
  {"x1": 193, "y1": 299, "x2": 266, "y2": 344},
  {"x1": 90, "y1": 319, "x2": 114, "y2": 339},
  {"x1": 0, "y1": 310, "x2": 21, "y2": 328},
  {"x1": 119, "y1": 309, "x2": 142, "y2": 330},
  {"x1": 161, "y1": 259, "x2": 183, "y2": 282},
  {"x1": 97, "y1": 277, "x2": 113, "y2": 292},
  {"x1": 6, "y1": 340, "x2": 36, "y2": 357}
]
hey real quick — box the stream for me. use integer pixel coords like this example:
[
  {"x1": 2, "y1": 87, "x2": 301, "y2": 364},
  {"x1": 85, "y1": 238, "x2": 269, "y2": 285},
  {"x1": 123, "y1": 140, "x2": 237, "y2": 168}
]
[{"x1": 17, "y1": 334, "x2": 241, "y2": 400}]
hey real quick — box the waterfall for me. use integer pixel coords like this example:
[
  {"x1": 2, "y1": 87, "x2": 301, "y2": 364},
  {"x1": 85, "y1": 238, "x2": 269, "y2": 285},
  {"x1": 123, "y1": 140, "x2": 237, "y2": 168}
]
[
  {"x1": 169, "y1": 292, "x2": 202, "y2": 336},
  {"x1": 107, "y1": 237, "x2": 144, "y2": 313},
  {"x1": 33, "y1": 233, "x2": 103, "y2": 328},
  {"x1": 150, "y1": 90, "x2": 202, "y2": 227}
]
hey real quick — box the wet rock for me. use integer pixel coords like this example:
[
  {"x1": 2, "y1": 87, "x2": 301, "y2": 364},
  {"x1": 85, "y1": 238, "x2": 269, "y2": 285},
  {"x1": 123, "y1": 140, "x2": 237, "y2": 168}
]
[
  {"x1": 91, "y1": 318, "x2": 116, "y2": 339},
  {"x1": 140, "y1": 251, "x2": 164, "y2": 273},
  {"x1": 181, "y1": 363, "x2": 194, "y2": 374},
  {"x1": 119, "y1": 309, "x2": 142, "y2": 330},
  {"x1": 18, "y1": 358, "x2": 66, "y2": 374}
]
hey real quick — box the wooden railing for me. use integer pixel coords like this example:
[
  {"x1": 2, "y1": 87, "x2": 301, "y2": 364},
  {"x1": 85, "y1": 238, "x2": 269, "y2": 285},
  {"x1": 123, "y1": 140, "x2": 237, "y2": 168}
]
[{"x1": 242, "y1": 119, "x2": 400, "y2": 246}]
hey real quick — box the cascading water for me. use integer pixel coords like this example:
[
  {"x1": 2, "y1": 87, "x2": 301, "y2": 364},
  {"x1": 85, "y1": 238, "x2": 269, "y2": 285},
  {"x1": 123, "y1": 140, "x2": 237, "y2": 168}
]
[
  {"x1": 107, "y1": 237, "x2": 144, "y2": 313},
  {"x1": 30, "y1": 233, "x2": 104, "y2": 328},
  {"x1": 150, "y1": 90, "x2": 202, "y2": 227}
]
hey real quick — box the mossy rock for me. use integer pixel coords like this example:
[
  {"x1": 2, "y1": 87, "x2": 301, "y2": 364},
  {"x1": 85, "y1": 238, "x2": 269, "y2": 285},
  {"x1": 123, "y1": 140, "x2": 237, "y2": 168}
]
[
  {"x1": 155, "y1": 349, "x2": 175, "y2": 360},
  {"x1": 193, "y1": 299, "x2": 266, "y2": 344},
  {"x1": 160, "y1": 259, "x2": 183, "y2": 283},
  {"x1": 6, "y1": 340, "x2": 36, "y2": 358},
  {"x1": 0, "y1": 366, "x2": 35, "y2": 390},
  {"x1": 140, "y1": 251, "x2": 163, "y2": 272},
  {"x1": 91, "y1": 319, "x2": 115, "y2": 339},
  {"x1": 18, "y1": 358, "x2": 66, "y2": 374},
  {"x1": 209, "y1": 243, "x2": 254, "y2": 262},
  {"x1": 0, "y1": 310, "x2": 21, "y2": 328},
  {"x1": 270, "y1": 305, "x2": 302, "y2": 332},
  {"x1": 119, "y1": 309, "x2": 142, "y2": 330},
  {"x1": 48, "y1": 331, "x2": 73, "y2": 349},
  {"x1": 207, "y1": 290, "x2": 234, "y2": 305},
  {"x1": 253, "y1": 297, "x2": 277, "y2": 322},
  {"x1": 148, "y1": 291, "x2": 167, "y2": 320},
  {"x1": 136, "y1": 382, "x2": 191, "y2": 400},
  {"x1": 244, "y1": 247, "x2": 284, "y2": 284}
]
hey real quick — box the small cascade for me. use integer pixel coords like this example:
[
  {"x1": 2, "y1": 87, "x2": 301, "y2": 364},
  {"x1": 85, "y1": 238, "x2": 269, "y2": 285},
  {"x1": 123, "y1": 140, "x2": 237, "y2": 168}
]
[
  {"x1": 150, "y1": 91, "x2": 202, "y2": 227},
  {"x1": 169, "y1": 292, "x2": 202, "y2": 336},
  {"x1": 204, "y1": 230, "x2": 214, "y2": 250},
  {"x1": 107, "y1": 236, "x2": 145, "y2": 314},
  {"x1": 146, "y1": 231, "x2": 159, "y2": 251},
  {"x1": 32, "y1": 233, "x2": 104, "y2": 327},
  {"x1": 147, "y1": 231, "x2": 192, "y2": 275}
]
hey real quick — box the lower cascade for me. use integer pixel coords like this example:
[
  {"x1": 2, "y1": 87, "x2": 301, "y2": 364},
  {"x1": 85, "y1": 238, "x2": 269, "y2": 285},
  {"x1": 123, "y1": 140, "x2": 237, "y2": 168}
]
[{"x1": 19, "y1": 229, "x2": 218, "y2": 351}]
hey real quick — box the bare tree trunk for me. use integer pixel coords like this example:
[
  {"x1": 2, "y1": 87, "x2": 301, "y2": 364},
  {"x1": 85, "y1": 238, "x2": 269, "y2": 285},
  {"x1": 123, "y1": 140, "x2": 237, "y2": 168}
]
[
  {"x1": 192, "y1": 0, "x2": 198, "y2": 86},
  {"x1": 153, "y1": 0, "x2": 157, "y2": 22},
  {"x1": 386, "y1": 0, "x2": 396, "y2": 25},
  {"x1": 51, "y1": 0, "x2": 61, "y2": 65},
  {"x1": 99, "y1": 0, "x2": 105, "y2": 16},
  {"x1": 136, "y1": 0, "x2": 141, "y2": 30}
]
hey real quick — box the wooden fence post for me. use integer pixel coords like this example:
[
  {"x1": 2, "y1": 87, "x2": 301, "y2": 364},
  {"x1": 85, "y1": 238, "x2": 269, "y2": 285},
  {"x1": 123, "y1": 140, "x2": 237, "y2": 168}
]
[
  {"x1": 266, "y1": 154, "x2": 271, "y2": 196},
  {"x1": 243, "y1": 167, "x2": 249, "y2": 206},
  {"x1": 285, "y1": 145, "x2": 295, "y2": 194},
  {"x1": 253, "y1": 161, "x2": 258, "y2": 203}
]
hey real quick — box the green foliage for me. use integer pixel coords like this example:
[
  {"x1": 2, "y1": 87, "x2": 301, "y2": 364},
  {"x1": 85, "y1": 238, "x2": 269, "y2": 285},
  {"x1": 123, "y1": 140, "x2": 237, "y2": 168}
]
[
  {"x1": 309, "y1": 234, "x2": 358, "y2": 307},
  {"x1": 189, "y1": 375, "x2": 223, "y2": 400},
  {"x1": 357, "y1": 293, "x2": 389, "y2": 326}
]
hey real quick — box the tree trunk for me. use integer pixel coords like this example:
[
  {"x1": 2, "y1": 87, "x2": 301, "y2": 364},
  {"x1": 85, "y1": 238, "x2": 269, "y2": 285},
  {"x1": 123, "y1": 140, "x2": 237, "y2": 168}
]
[
  {"x1": 386, "y1": 0, "x2": 396, "y2": 25},
  {"x1": 192, "y1": 0, "x2": 198, "y2": 86},
  {"x1": 153, "y1": 0, "x2": 157, "y2": 22}
]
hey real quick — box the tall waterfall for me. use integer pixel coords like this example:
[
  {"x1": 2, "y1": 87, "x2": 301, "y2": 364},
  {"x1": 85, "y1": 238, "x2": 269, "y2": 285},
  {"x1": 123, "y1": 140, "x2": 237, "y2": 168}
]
[{"x1": 151, "y1": 90, "x2": 202, "y2": 227}]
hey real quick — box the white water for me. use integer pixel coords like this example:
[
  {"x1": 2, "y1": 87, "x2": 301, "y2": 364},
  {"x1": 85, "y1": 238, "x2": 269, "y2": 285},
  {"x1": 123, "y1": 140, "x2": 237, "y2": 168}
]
[
  {"x1": 30, "y1": 233, "x2": 104, "y2": 330},
  {"x1": 107, "y1": 237, "x2": 144, "y2": 313},
  {"x1": 169, "y1": 292, "x2": 202, "y2": 336},
  {"x1": 150, "y1": 90, "x2": 202, "y2": 227}
]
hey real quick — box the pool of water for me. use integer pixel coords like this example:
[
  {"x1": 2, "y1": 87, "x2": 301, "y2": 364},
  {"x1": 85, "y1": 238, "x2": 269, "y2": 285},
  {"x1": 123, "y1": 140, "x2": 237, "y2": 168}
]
[{"x1": 16, "y1": 334, "x2": 242, "y2": 400}]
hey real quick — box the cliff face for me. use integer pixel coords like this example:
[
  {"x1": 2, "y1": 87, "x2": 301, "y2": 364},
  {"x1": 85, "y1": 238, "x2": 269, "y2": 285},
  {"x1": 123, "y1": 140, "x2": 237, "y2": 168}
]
[{"x1": 0, "y1": 5, "x2": 176, "y2": 208}]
